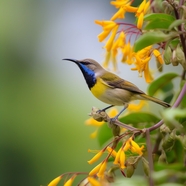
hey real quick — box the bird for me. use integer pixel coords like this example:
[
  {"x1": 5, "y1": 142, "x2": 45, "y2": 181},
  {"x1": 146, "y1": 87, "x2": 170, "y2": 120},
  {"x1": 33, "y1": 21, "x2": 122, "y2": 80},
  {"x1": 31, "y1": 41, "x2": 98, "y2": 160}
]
[{"x1": 63, "y1": 58, "x2": 171, "y2": 120}]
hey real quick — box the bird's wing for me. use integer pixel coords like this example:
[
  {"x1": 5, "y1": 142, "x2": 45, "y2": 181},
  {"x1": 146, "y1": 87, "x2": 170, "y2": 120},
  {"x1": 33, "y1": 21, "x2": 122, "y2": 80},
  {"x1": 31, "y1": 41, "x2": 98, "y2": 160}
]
[{"x1": 100, "y1": 73, "x2": 145, "y2": 94}]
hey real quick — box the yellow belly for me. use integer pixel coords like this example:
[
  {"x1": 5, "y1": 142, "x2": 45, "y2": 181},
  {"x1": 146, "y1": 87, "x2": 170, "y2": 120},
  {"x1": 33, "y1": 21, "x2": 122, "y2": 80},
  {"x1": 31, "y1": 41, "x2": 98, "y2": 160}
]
[
  {"x1": 90, "y1": 77, "x2": 133, "y2": 106},
  {"x1": 91, "y1": 77, "x2": 108, "y2": 98}
]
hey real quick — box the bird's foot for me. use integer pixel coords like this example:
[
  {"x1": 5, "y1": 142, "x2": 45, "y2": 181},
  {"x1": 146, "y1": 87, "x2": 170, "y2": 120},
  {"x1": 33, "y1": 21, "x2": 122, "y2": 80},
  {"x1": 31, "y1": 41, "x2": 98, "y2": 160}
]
[
  {"x1": 109, "y1": 116, "x2": 118, "y2": 123},
  {"x1": 96, "y1": 109, "x2": 103, "y2": 114}
]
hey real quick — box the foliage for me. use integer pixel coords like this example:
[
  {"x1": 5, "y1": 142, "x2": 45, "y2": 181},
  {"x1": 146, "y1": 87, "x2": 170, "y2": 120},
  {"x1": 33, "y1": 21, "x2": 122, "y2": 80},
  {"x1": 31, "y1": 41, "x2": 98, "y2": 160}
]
[{"x1": 48, "y1": 0, "x2": 186, "y2": 185}]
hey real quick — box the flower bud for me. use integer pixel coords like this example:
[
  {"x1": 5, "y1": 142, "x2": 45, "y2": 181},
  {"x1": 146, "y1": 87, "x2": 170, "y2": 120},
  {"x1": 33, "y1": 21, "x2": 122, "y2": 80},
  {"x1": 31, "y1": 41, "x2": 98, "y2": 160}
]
[
  {"x1": 162, "y1": 130, "x2": 175, "y2": 151},
  {"x1": 126, "y1": 164, "x2": 135, "y2": 177},
  {"x1": 159, "y1": 150, "x2": 167, "y2": 163},
  {"x1": 172, "y1": 50, "x2": 179, "y2": 66},
  {"x1": 142, "y1": 157, "x2": 149, "y2": 177},
  {"x1": 160, "y1": 124, "x2": 171, "y2": 134},
  {"x1": 175, "y1": 45, "x2": 185, "y2": 69},
  {"x1": 163, "y1": 46, "x2": 171, "y2": 65},
  {"x1": 162, "y1": 1, "x2": 173, "y2": 14}
]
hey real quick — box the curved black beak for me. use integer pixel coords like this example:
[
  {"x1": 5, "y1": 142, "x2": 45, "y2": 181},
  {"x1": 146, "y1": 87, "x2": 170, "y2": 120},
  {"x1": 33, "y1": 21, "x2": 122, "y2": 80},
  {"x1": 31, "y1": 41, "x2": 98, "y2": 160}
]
[{"x1": 63, "y1": 58, "x2": 79, "y2": 63}]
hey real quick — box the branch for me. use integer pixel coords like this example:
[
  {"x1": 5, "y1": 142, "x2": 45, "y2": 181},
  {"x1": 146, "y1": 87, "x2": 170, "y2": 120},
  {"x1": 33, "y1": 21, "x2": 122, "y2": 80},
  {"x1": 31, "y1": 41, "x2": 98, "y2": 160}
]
[
  {"x1": 89, "y1": 107, "x2": 138, "y2": 132},
  {"x1": 90, "y1": 82, "x2": 186, "y2": 134},
  {"x1": 146, "y1": 129, "x2": 154, "y2": 186}
]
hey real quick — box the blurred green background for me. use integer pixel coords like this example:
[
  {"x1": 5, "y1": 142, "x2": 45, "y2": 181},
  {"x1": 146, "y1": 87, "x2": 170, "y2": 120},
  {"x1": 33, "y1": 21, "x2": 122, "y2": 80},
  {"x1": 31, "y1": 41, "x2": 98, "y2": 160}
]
[{"x1": 0, "y1": 1, "x2": 182, "y2": 186}]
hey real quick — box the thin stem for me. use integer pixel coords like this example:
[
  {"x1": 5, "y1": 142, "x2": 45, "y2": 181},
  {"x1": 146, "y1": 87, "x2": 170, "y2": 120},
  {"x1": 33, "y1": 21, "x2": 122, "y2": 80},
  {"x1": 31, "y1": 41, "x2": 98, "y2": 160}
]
[
  {"x1": 146, "y1": 129, "x2": 154, "y2": 186},
  {"x1": 148, "y1": 82, "x2": 186, "y2": 132},
  {"x1": 113, "y1": 120, "x2": 137, "y2": 131},
  {"x1": 172, "y1": 82, "x2": 186, "y2": 108},
  {"x1": 167, "y1": 0, "x2": 186, "y2": 58}
]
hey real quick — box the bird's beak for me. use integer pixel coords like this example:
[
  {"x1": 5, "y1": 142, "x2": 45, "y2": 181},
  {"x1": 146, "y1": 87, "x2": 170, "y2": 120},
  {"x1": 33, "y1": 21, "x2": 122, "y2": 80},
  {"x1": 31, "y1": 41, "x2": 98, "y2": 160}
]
[{"x1": 63, "y1": 58, "x2": 79, "y2": 64}]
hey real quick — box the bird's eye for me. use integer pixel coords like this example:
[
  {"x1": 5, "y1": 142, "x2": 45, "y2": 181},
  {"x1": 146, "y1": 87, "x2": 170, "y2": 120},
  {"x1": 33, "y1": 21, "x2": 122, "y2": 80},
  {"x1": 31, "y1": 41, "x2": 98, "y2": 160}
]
[{"x1": 82, "y1": 61, "x2": 91, "y2": 65}]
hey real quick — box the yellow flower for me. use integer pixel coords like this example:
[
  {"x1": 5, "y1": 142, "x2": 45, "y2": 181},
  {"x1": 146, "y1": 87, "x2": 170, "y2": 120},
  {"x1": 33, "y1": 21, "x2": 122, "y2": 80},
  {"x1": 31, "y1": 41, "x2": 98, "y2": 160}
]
[
  {"x1": 144, "y1": 62, "x2": 154, "y2": 83},
  {"x1": 113, "y1": 147, "x2": 126, "y2": 169},
  {"x1": 136, "y1": 45, "x2": 151, "y2": 58},
  {"x1": 97, "y1": 160, "x2": 107, "y2": 178},
  {"x1": 119, "y1": 150, "x2": 126, "y2": 169},
  {"x1": 110, "y1": 0, "x2": 138, "y2": 20},
  {"x1": 112, "y1": 31, "x2": 126, "y2": 54},
  {"x1": 123, "y1": 140, "x2": 131, "y2": 151},
  {"x1": 108, "y1": 108, "x2": 118, "y2": 117},
  {"x1": 106, "y1": 146, "x2": 117, "y2": 157},
  {"x1": 111, "y1": 7, "x2": 126, "y2": 21},
  {"x1": 88, "y1": 150, "x2": 104, "y2": 164},
  {"x1": 64, "y1": 175, "x2": 76, "y2": 186},
  {"x1": 121, "y1": 42, "x2": 133, "y2": 64},
  {"x1": 85, "y1": 118, "x2": 104, "y2": 127},
  {"x1": 104, "y1": 25, "x2": 119, "y2": 51},
  {"x1": 127, "y1": 101, "x2": 147, "y2": 112},
  {"x1": 90, "y1": 129, "x2": 98, "y2": 139},
  {"x1": 131, "y1": 46, "x2": 154, "y2": 83},
  {"x1": 103, "y1": 31, "x2": 126, "y2": 70},
  {"x1": 97, "y1": 30, "x2": 112, "y2": 42},
  {"x1": 153, "y1": 49, "x2": 164, "y2": 64},
  {"x1": 136, "y1": 0, "x2": 146, "y2": 17},
  {"x1": 113, "y1": 147, "x2": 122, "y2": 165},
  {"x1": 136, "y1": 0, "x2": 150, "y2": 29},
  {"x1": 95, "y1": 20, "x2": 116, "y2": 29},
  {"x1": 95, "y1": 20, "x2": 117, "y2": 42},
  {"x1": 110, "y1": 0, "x2": 130, "y2": 8},
  {"x1": 137, "y1": 12, "x2": 144, "y2": 30},
  {"x1": 48, "y1": 176, "x2": 62, "y2": 186},
  {"x1": 110, "y1": 52, "x2": 118, "y2": 71},
  {"x1": 125, "y1": 5, "x2": 138, "y2": 13},
  {"x1": 129, "y1": 137, "x2": 144, "y2": 155},
  {"x1": 89, "y1": 162, "x2": 102, "y2": 176},
  {"x1": 88, "y1": 177, "x2": 102, "y2": 186},
  {"x1": 103, "y1": 51, "x2": 111, "y2": 68},
  {"x1": 85, "y1": 117, "x2": 104, "y2": 139}
]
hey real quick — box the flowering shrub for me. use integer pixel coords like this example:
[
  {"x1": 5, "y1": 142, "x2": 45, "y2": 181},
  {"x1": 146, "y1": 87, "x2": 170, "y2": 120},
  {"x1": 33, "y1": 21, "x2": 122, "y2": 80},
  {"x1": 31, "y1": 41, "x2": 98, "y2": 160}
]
[{"x1": 48, "y1": 0, "x2": 186, "y2": 185}]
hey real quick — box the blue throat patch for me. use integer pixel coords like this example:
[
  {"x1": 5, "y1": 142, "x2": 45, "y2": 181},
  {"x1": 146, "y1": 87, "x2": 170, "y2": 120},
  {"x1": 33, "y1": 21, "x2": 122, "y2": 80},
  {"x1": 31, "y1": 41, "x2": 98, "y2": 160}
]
[{"x1": 78, "y1": 63, "x2": 96, "y2": 89}]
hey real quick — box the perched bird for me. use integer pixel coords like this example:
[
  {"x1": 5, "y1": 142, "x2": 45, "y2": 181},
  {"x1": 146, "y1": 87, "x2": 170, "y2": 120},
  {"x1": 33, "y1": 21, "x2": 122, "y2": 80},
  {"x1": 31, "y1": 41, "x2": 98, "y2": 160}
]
[{"x1": 63, "y1": 58, "x2": 170, "y2": 120}]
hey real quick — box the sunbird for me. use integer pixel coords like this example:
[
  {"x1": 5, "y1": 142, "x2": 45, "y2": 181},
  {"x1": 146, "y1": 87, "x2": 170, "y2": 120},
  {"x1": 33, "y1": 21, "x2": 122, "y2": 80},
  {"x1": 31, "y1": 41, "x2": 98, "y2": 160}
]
[{"x1": 63, "y1": 58, "x2": 170, "y2": 120}]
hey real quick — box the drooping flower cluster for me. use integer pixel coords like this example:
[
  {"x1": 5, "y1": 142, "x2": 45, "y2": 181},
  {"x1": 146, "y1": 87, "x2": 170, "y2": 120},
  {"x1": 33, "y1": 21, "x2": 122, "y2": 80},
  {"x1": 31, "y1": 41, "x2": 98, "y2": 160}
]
[
  {"x1": 87, "y1": 136, "x2": 144, "y2": 180},
  {"x1": 95, "y1": 0, "x2": 164, "y2": 83}
]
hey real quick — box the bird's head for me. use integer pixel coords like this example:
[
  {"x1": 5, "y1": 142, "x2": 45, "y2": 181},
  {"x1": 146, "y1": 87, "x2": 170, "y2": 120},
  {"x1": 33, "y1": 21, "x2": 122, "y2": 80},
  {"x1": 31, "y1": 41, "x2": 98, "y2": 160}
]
[
  {"x1": 63, "y1": 58, "x2": 104, "y2": 89},
  {"x1": 63, "y1": 58, "x2": 103, "y2": 73}
]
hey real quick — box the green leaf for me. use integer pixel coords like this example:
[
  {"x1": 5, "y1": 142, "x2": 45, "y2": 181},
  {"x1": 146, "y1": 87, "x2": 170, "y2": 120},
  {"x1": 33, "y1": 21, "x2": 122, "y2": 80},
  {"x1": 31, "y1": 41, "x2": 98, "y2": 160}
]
[
  {"x1": 169, "y1": 19, "x2": 186, "y2": 30},
  {"x1": 147, "y1": 73, "x2": 179, "y2": 96},
  {"x1": 97, "y1": 123, "x2": 113, "y2": 146},
  {"x1": 154, "y1": 162, "x2": 186, "y2": 171},
  {"x1": 174, "y1": 138, "x2": 184, "y2": 163},
  {"x1": 169, "y1": 38, "x2": 180, "y2": 49},
  {"x1": 142, "y1": 157, "x2": 149, "y2": 176},
  {"x1": 144, "y1": 13, "x2": 175, "y2": 22},
  {"x1": 164, "y1": 93, "x2": 174, "y2": 103},
  {"x1": 120, "y1": 112, "x2": 160, "y2": 128},
  {"x1": 161, "y1": 81, "x2": 174, "y2": 93},
  {"x1": 144, "y1": 19, "x2": 172, "y2": 30},
  {"x1": 134, "y1": 31, "x2": 175, "y2": 52},
  {"x1": 162, "y1": 108, "x2": 186, "y2": 131}
]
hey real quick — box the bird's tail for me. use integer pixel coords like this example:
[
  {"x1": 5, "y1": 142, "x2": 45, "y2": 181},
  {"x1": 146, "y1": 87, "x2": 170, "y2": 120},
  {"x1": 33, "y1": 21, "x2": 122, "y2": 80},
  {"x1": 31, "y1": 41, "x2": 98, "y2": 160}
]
[{"x1": 140, "y1": 94, "x2": 171, "y2": 108}]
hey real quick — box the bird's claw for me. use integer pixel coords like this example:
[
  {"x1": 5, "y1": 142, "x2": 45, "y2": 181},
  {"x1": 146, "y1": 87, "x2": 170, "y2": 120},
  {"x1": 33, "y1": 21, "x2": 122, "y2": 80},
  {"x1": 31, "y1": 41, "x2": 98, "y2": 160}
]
[{"x1": 109, "y1": 117, "x2": 118, "y2": 124}]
